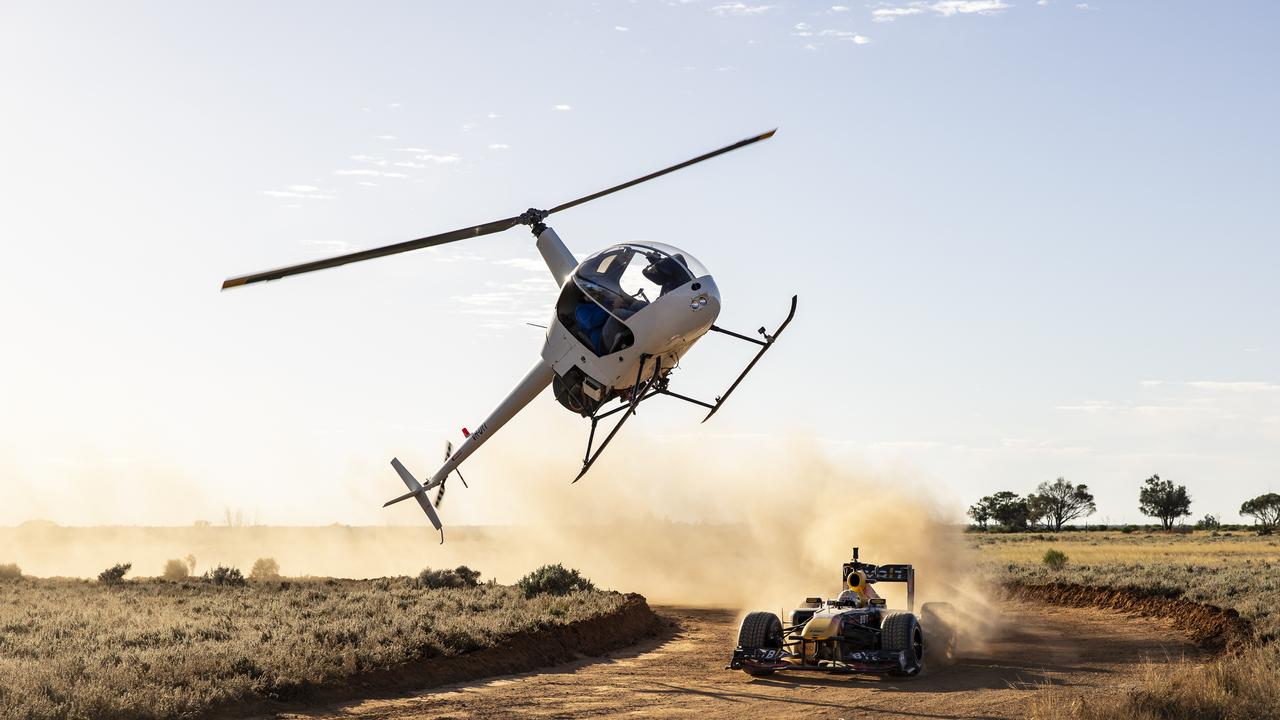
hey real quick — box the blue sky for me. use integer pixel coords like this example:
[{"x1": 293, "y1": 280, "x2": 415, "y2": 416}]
[{"x1": 1, "y1": 1, "x2": 1277, "y2": 526}]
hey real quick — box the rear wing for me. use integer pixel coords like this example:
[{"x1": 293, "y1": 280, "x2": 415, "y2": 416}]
[{"x1": 843, "y1": 547, "x2": 915, "y2": 613}]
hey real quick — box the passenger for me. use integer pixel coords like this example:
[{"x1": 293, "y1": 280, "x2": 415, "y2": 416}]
[{"x1": 574, "y1": 302, "x2": 610, "y2": 355}]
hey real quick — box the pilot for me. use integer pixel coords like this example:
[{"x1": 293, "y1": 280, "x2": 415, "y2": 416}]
[{"x1": 642, "y1": 252, "x2": 692, "y2": 295}]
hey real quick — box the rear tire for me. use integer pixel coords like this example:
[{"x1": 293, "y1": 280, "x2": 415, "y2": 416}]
[
  {"x1": 921, "y1": 602, "x2": 958, "y2": 666},
  {"x1": 881, "y1": 611, "x2": 924, "y2": 677},
  {"x1": 737, "y1": 611, "x2": 783, "y2": 677}
]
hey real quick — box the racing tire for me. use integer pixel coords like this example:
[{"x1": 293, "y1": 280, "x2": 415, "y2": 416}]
[
  {"x1": 737, "y1": 611, "x2": 783, "y2": 677},
  {"x1": 881, "y1": 611, "x2": 924, "y2": 677},
  {"x1": 921, "y1": 602, "x2": 958, "y2": 666}
]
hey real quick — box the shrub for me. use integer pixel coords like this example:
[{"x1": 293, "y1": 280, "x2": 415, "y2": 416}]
[
  {"x1": 250, "y1": 557, "x2": 281, "y2": 581},
  {"x1": 162, "y1": 558, "x2": 190, "y2": 580},
  {"x1": 417, "y1": 565, "x2": 482, "y2": 589},
  {"x1": 98, "y1": 563, "x2": 132, "y2": 584},
  {"x1": 1042, "y1": 549, "x2": 1069, "y2": 570},
  {"x1": 1196, "y1": 514, "x2": 1221, "y2": 530},
  {"x1": 204, "y1": 565, "x2": 247, "y2": 587},
  {"x1": 517, "y1": 564, "x2": 595, "y2": 598},
  {"x1": 0, "y1": 563, "x2": 21, "y2": 581}
]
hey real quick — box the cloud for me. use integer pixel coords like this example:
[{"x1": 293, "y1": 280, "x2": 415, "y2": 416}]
[
  {"x1": 711, "y1": 2, "x2": 774, "y2": 16},
  {"x1": 872, "y1": 1, "x2": 1009, "y2": 20},
  {"x1": 1187, "y1": 381, "x2": 1280, "y2": 393},
  {"x1": 1075, "y1": 2, "x2": 1088, "y2": 8},
  {"x1": 1037, "y1": 0, "x2": 1049, "y2": 4},
  {"x1": 794, "y1": 23, "x2": 869, "y2": 44},
  {"x1": 872, "y1": 6, "x2": 925, "y2": 21},
  {"x1": 930, "y1": 0, "x2": 1011, "y2": 15},
  {"x1": 415, "y1": 153, "x2": 462, "y2": 164},
  {"x1": 554, "y1": 104, "x2": 572, "y2": 111},
  {"x1": 495, "y1": 257, "x2": 547, "y2": 273},
  {"x1": 831, "y1": 4, "x2": 850, "y2": 11},
  {"x1": 287, "y1": 185, "x2": 319, "y2": 193},
  {"x1": 1140, "y1": 380, "x2": 1280, "y2": 393},
  {"x1": 615, "y1": 25, "x2": 630, "y2": 31},
  {"x1": 488, "y1": 143, "x2": 510, "y2": 150},
  {"x1": 487, "y1": 112, "x2": 500, "y2": 119},
  {"x1": 372, "y1": 135, "x2": 397, "y2": 140},
  {"x1": 261, "y1": 190, "x2": 335, "y2": 200},
  {"x1": 332, "y1": 169, "x2": 408, "y2": 178}
]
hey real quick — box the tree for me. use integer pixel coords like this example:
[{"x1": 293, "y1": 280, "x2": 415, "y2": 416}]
[
  {"x1": 988, "y1": 491, "x2": 1031, "y2": 531},
  {"x1": 967, "y1": 499, "x2": 993, "y2": 530},
  {"x1": 98, "y1": 562, "x2": 131, "y2": 584},
  {"x1": 250, "y1": 557, "x2": 280, "y2": 581},
  {"x1": 1027, "y1": 477, "x2": 1097, "y2": 531},
  {"x1": 1138, "y1": 474, "x2": 1192, "y2": 530},
  {"x1": 1240, "y1": 493, "x2": 1280, "y2": 535}
]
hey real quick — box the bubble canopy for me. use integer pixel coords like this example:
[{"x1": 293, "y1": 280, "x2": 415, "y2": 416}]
[{"x1": 572, "y1": 243, "x2": 708, "y2": 319}]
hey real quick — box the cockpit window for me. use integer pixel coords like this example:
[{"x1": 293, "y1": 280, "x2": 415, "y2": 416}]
[{"x1": 574, "y1": 243, "x2": 700, "y2": 321}]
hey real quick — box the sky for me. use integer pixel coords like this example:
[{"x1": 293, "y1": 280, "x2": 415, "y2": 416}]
[{"x1": 1, "y1": 0, "x2": 1277, "y2": 527}]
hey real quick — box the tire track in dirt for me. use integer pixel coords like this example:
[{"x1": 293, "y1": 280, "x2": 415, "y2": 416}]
[{"x1": 271, "y1": 601, "x2": 1202, "y2": 720}]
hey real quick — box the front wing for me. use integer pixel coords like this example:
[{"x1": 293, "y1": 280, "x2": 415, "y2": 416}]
[{"x1": 729, "y1": 645, "x2": 910, "y2": 675}]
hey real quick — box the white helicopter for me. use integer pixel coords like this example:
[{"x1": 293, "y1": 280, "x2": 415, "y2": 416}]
[{"x1": 223, "y1": 129, "x2": 795, "y2": 541}]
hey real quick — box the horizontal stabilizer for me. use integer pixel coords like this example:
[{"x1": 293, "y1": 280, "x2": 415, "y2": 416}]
[{"x1": 388, "y1": 457, "x2": 444, "y2": 542}]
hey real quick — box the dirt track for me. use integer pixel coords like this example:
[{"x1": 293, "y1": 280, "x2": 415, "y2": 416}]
[{"x1": 275, "y1": 601, "x2": 1200, "y2": 720}]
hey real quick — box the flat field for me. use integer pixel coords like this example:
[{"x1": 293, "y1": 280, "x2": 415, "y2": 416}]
[
  {"x1": 971, "y1": 529, "x2": 1280, "y2": 636},
  {"x1": 0, "y1": 577, "x2": 640, "y2": 720},
  {"x1": 971, "y1": 529, "x2": 1280, "y2": 720}
]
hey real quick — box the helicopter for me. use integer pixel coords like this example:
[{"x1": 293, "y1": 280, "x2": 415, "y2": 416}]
[{"x1": 222, "y1": 129, "x2": 796, "y2": 541}]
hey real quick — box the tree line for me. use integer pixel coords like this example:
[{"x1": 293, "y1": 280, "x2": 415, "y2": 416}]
[{"x1": 967, "y1": 475, "x2": 1280, "y2": 533}]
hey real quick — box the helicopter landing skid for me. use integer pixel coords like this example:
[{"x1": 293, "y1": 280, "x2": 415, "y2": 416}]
[
  {"x1": 702, "y1": 294, "x2": 798, "y2": 423},
  {"x1": 572, "y1": 295, "x2": 797, "y2": 484}
]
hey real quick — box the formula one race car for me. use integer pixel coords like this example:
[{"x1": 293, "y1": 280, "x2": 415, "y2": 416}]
[{"x1": 729, "y1": 547, "x2": 957, "y2": 678}]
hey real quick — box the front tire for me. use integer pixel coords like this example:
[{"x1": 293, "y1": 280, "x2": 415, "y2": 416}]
[
  {"x1": 737, "y1": 611, "x2": 783, "y2": 677},
  {"x1": 881, "y1": 611, "x2": 924, "y2": 677}
]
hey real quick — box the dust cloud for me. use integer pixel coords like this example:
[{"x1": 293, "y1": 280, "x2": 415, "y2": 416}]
[{"x1": 3, "y1": 437, "x2": 999, "y2": 635}]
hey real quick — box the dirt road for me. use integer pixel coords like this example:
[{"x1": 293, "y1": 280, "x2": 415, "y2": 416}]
[{"x1": 276, "y1": 601, "x2": 1199, "y2": 719}]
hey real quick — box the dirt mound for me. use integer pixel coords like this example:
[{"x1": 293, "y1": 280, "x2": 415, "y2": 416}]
[
  {"x1": 228, "y1": 593, "x2": 661, "y2": 719},
  {"x1": 1001, "y1": 582, "x2": 1255, "y2": 652}
]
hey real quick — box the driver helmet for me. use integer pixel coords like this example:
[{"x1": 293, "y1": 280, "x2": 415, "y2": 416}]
[{"x1": 836, "y1": 589, "x2": 863, "y2": 607}]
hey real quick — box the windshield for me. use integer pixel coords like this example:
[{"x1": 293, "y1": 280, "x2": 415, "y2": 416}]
[{"x1": 574, "y1": 243, "x2": 705, "y2": 319}]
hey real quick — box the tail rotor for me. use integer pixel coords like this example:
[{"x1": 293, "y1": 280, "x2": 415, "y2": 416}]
[{"x1": 434, "y1": 441, "x2": 469, "y2": 509}]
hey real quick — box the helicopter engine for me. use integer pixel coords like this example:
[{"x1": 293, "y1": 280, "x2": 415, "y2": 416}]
[{"x1": 552, "y1": 366, "x2": 614, "y2": 417}]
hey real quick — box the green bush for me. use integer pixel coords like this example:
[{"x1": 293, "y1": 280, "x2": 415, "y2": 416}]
[
  {"x1": 1042, "y1": 549, "x2": 1069, "y2": 570},
  {"x1": 417, "y1": 565, "x2": 482, "y2": 589},
  {"x1": 203, "y1": 565, "x2": 246, "y2": 587},
  {"x1": 517, "y1": 564, "x2": 595, "y2": 598},
  {"x1": 97, "y1": 563, "x2": 131, "y2": 584},
  {"x1": 249, "y1": 557, "x2": 280, "y2": 581},
  {"x1": 0, "y1": 563, "x2": 21, "y2": 581},
  {"x1": 162, "y1": 559, "x2": 189, "y2": 580}
]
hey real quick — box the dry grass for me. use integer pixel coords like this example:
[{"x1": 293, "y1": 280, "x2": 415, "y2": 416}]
[
  {"x1": 1030, "y1": 644, "x2": 1280, "y2": 720},
  {"x1": 0, "y1": 576, "x2": 630, "y2": 720},
  {"x1": 975, "y1": 531, "x2": 1280, "y2": 720}
]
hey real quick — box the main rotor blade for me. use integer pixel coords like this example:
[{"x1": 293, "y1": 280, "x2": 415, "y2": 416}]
[
  {"x1": 221, "y1": 215, "x2": 521, "y2": 289},
  {"x1": 546, "y1": 128, "x2": 776, "y2": 216},
  {"x1": 221, "y1": 128, "x2": 776, "y2": 290}
]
